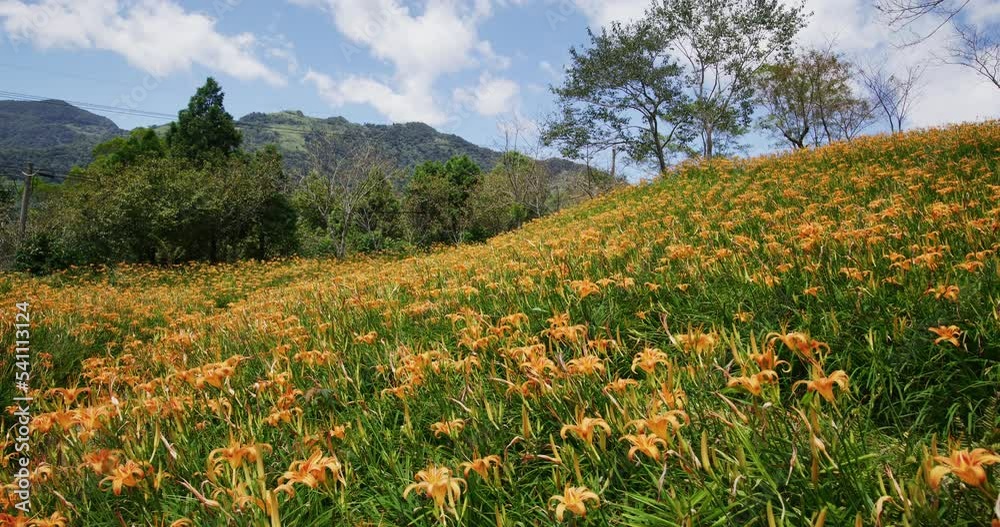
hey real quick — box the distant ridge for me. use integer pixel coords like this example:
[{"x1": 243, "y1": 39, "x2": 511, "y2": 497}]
[{"x1": 0, "y1": 100, "x2": 588, "y2": 177}]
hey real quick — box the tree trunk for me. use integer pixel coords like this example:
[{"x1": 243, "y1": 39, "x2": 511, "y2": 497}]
[{"x1": 610, "y1": 147, "x2": 617, "y2": 180}]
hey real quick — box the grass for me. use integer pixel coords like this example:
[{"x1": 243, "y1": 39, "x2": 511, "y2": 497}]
[{"x1": 2, "y1": 121, "x2": 1000, "y2": 526}]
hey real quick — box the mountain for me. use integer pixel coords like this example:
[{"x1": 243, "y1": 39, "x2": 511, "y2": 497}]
[
  {"x1": 0, "y1": 100, "x2": 589, "y2": 177},
  {"x1": 237, "y1": 111, "x2": 588, "y2": 178},
  {"x1": 0, "y1": 100, "x2": 124, "y2": 174}
]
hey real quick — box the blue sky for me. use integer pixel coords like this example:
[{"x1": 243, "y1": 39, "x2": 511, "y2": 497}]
[{"x1": 0, "y1": 0, "x2": 997, "y2": 176}]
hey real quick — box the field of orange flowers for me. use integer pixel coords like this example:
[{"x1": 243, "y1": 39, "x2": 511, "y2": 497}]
[{"x1": 2, "y1": 122, "x2": 1000, "y2": 526}]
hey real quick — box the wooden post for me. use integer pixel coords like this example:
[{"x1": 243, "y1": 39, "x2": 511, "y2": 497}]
[{"x1": 17, "y1": 163, "x2": 34, "y2": 240}]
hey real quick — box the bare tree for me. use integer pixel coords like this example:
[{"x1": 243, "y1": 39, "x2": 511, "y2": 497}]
[
  {"x1": 876, "y1": 0, "x2": 999, "y2": 90},
  {"x1": 860, "y1": 63, "x2": 926, "y2": 133},
  {"x1": 299, "y1": 135, "x2": 399, "y2": 258},
  {"x1": 944, "y1": 22, "x2": 1000, "y2": 89},
  {"x1": 875, "y1": 0, "x2": 970, "y2": 38},
  {"x1": 495, "y1": 115, "x2": 551, "y2": 220}
]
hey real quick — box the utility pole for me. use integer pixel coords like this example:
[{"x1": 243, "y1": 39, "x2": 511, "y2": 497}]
[{"x1": 17, "y1": 163, "x2": 34, "y2": 240}]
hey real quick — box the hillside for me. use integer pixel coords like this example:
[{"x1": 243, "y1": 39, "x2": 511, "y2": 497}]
[
  {"x1": 2, "y1": 122, "x2": 999, "y2": 525},
  {"x1": 0, "y1": 100, "x2": 123, "y2": 173},
  {"x1": 0, "y1": 100, "x2": 588, "y2": 176}
]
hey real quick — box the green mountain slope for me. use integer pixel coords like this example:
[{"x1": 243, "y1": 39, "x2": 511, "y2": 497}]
[
  {"x1": 0, "y1": 101, "x2": 587, "y2": 177},
  {"x1": 0, "y1": 99, "x2": 124, "y2": 173}
]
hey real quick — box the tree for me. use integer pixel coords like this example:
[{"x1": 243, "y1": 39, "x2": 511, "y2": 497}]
[
  {"x1": 944, "y1": 22, "x2": 1000, "y2": 89},
  {"x1": 404, "y1": 156, "x2": 482, "y2": 246},
  {"x1": 651, "y1": 0, "x2": 808, "y2": 158},
  {"x1": 166, "y1": 77, "x2": 243, "y2": 164},
  {"x1": 875, "y1": 0, "x2": 999, "y2": 90},
  {"x1": 860, "y1": 62, "x2": 925, "y2": 133},
  {"x1": 756, "y1": 48, "x2": 874, "y2": 148},
  {"x1": 298, "y1": 137, "x2": 399, "y2": 258},
  {"x1": 543, "y1": 19, "x2": 692, "y2": 174},
  {"x1": 91, "y1": 128, "x2": 166, "y2": 167},
  {"x1": 353, "y1": 172, "x2": 404, "y2": 252}
]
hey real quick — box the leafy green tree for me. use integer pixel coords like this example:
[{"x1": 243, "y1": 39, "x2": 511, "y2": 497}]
[
  {"x1": 353, "y1": 172, "x2": 404, "y2": 252},
  {"x1": 91, "y1": 128, "x2": 166, "y2": 167},
  {"x1": 544, "y1": 19, "x2": 691, "y2": 173},
  {"x1": 166, "y1": 77, "x2": 243, "y2": 164},
  {"x1": 404, "y1": 156, "x2": 481, "y2": 245},
  {"x1": 756, "y1": 48, "x2": 873, "y2": 149},
  {"x1": 297, "y1": 139, "x2": 400, "y2": 258},
  {"x1": 651, "y1": 0, "x2": 808, "y2": 158}
]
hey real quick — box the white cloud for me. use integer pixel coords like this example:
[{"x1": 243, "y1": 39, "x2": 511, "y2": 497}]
[
  {"x1": 0, "y1": 0, "x2": 285, "y2": 85},
  {"x1": 454, "y1": 73, "x2": 521, "y2": 116},
  {"x1": 304, "y1": 69, "x2": 449, "y2": 125},
  {"x1": 290, "y1": 0, "x2": 512, "y2": 123},
  {"x1": 570, "y1": 0, "x2": 648, "y2": 29},
  {"x1": 791, "y1": 0, "x2": 999, "y2": 128}
]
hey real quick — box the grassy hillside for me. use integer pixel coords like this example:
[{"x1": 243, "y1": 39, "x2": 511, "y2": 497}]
[{"x1": 1, "y1": 122, "x2": 999, "y2": 526}]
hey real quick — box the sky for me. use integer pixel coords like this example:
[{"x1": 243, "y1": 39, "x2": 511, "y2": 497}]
[{"x1": 0, "y1": 0, "x2": 997, "y2": 177}]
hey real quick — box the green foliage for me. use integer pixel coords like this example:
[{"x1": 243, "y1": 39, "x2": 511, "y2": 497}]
[
  {"x1": 165, "y1": 77, "x2": 243, "y2": 164},
  {"x1": 545, "y1": 19, "x2": 691, "y2": 173},
  {"x1": 14, "y1": 82, "x2": 297, "y2": 269},
  {"x1": 651, "y1": 0, "x2": 809, "y2": 157},
  {"x1": 756, "y1": 48, "x2": 873, "y2": 149},
  {"x1": 91, "y1": 128, "x2": 166, "y2": 167}
]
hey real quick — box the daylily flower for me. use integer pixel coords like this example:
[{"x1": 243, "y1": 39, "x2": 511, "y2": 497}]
[
  {"x1": 929, "y1": 325, "x2": 962, "y2": 347},
  {"x1": 927, "y1": 448, "x2": 1000, "y2": 491},
  {"x1": 459, "y1": 455, "x2": 501, "y2": 479},
  {"x1": 100, "y1": 460, "x2": 149, "y2": 495},
  {"x1": 403, "y1": 464, "x2": 466, "y2": 511},
  {"x1": 560, "y1": 415, "x2": 611, "y2": 446},
  {"x1": 550, "y1": 485, "x2": 600, "y2": 522},
  {"x1": 622, "y1": 433, "x2": 667, "y2": 462},
  {"x1": 631, "y1": 347, "x2": 670, "y2": 375},
  {"x1": 566, "y1": 355, "x2": 605, "y2": 375},
  {"x1": 275, "y1": 449, "x2": 346, "y2": 497},
  {"x1": 630, "y1": 409, "x2": 688, "y2": 442},
  {"x1": 794, "y1": 367, "x2": 849, "y2": 403},
  {"x1": 430, "y1": 419, "x2": 466, "y2": 438},
  {"x1": 727, "y1": 370, "x2": 780, "y2": 397}
]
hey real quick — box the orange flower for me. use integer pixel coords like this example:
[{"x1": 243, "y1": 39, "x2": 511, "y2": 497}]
[
  {"x1": 430, "y1": 419, "x2": 466, "y2": 438},
  {"x1": 569, "y1": 279, "x2": 601, "y2": 299},
  {"x1": 622, "y1": 433, "x2": 667, "y2": 462},
  {"x1": 925, "y1": 285, "x2": 960, "y2": 302},
  {"x1": 630, "y1": 409, "x2": 688, "y2": 442},
  {"x1": 767, "y1": 332, "x2": 829, "y2": 363},
  {"x1": 27, "y1": 512, "x2": 68, "y2": 527},
  {"x1": 403, "y1": 464, "x2": 466, "y2": 511},
  {"x1": 560, "y1": 415, "x2": 611, "y2": 446},
  {"x1": 727, "y1": 370, "x2": 779, "y2": 397},
  {"x1": 459, "y1": 455, "x2": 501, "y2": 479},
  {"x1": 794, "y1": 367, "x2": 849, "y2": 403},
  {"x1": 275, "y1": 449, "x2": 346, "y2": 497},
  {"x1": 929, "y1": 325, "x2": 962, "y2": 347},
  {"x1": 549, "y1": 485, "x2": 600, "y2": 522},
  {"x1": 631, "y1": 347, "x2": 670, "y2": 375},
  {"x1": 81, "y1": 449, "x2": 120, "y2": 476},
  {"x1": 100, "y1": 459, "x2": 148, "y2": 495},
  {"x1": 673, "y1": 330, "x2": 717, "y2": 354},
  {"x1": 603, "y1": 378, "x2": 639, "y2": 394},
  {"x1": 354, "y1": 331, "x2": 378, "y2": 344},
  {"x1": 566, "y1": 355, "x2": 605, "y2": 375},
  {"x1": 927, "y1": 448, "x2": 1000, "y2": 491}
]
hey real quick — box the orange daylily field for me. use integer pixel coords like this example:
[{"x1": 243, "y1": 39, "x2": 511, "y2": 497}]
[{"x1": 2, "y1": 122, "x2": 1000, "y2": 526}]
